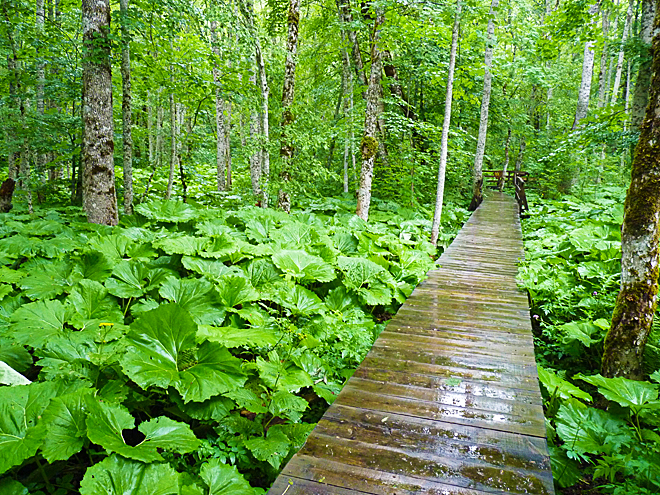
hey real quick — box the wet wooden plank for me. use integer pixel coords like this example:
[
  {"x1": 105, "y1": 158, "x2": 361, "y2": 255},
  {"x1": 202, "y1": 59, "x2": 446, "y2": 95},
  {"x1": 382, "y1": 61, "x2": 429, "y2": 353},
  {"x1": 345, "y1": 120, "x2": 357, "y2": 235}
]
[{"x1": 268, "y1": 193, "x2": 553, "y2": 495}]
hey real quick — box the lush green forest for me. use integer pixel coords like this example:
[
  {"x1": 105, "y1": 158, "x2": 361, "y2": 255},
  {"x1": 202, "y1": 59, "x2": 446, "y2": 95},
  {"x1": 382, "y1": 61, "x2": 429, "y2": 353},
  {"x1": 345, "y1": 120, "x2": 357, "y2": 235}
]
[{"x1": 1, "y1": 0, "x2": 660, "y2": 492}]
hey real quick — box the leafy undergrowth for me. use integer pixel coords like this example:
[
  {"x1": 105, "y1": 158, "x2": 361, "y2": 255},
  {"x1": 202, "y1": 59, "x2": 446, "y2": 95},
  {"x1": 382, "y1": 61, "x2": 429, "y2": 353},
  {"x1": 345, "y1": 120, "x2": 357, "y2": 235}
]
[
  {"x1": 0, "y1": 197, "x2": 468, "y2": 494},
  {"x1": 519, "y1": 188, "x2": 660, "y2": 495}
]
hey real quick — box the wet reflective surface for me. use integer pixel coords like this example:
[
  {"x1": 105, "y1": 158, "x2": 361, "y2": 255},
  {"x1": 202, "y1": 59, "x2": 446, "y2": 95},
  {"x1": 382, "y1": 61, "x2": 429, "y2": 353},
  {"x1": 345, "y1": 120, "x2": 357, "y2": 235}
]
[{"x1": 268, "y1": 193, "x2": 554, "y2": 495}]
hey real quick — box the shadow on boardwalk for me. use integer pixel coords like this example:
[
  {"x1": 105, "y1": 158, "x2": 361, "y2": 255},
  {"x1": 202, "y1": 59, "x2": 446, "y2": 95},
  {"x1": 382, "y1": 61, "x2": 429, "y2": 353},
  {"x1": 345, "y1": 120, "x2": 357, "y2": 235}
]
[{"x1": 268, "y1": 192, "x2": 554, "y2": 495}]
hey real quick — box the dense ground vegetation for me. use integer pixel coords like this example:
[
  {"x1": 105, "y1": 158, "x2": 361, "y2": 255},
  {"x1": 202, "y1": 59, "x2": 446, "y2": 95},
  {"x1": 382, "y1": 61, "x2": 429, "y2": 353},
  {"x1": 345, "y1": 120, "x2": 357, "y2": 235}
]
[{"x1": 519, "y1": 190, "x2": 660, "y2": 494}]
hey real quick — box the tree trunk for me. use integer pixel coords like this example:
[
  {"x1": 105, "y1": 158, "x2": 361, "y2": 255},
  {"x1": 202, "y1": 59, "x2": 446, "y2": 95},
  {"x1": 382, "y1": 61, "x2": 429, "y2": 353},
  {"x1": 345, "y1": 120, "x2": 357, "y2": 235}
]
[
  {"x1": 631, "y1": 0, "x2": 656, "y2": 129},
  {"x1": 498, "y1": 127, "x2": 511, "y2": 192},
  {"x1": 147, "y1": 91, "x2": 154, "y2": 173},
  {"x1": 338, "y1": 0, "x2": 368, "y2": 87},
  {"x1": 277, "y1": 0, "x2": 301, "y2": 213},
  {"x1": 35, "y1": 0, "x2": 46, "y2": 182},
  {"x1": 611, "y1": 0, "x2": 634, "y2": 105},
  {"x1": 81, "y1": 0, "x2": 119, "y2": 225},
  {"x1": 573, "y1": 3, "x2": 599, "y2": 128},
  {"x1": 430, "y1": 0, "x2": 461, "y2": 246},
  {"x1": 602, "y1": 11, "x2": 660, "y2": 380},
  {"x1": 468, "y1": 0, "x2": 499, "y2": 211},
  {"x1": 597, "y1": 9, "x2": 610, "y2": 108},
  {"x1": 166, "y1": 89, "x2": 176, "y2": 200},
  {"x1": 120, "y1": 0, "x2": 133, "y2": 214},
  {"x1": 514, "y1": 137, "x2": 525, "y2": 173},
  {"x1": 211, "y1": 21, "x2": 227, "y2": 192},
  {"x1": 0, "y1": 179, "x2": 15, "y2": 213},
  {"x1": 355, "y1": 9, "x2": 384, "y2": 221}
]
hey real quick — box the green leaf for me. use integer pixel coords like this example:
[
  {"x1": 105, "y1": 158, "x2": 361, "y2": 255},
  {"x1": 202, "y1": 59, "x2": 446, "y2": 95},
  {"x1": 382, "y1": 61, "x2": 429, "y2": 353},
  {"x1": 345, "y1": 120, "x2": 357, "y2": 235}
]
[
  {"x1": 10, "y1": 299, "x2": 67, "y2": 348},
  {"x1": 537, "y1": 366, "x2": 592, "y2": 402},
  {"x1": 199, "y1": 459, "x2": 255, "y2": 495},
  {"x1": 215, "y1": 275, "x2": 259, "y2": 308},
  {"x1": 0, "y1": 382, "x2": 62, "y2": 474},
  {"x1": 80, "y1": 455, "x2": 179, "y2": 495},
  {"x1": 576, "y1": 374, "x2": 660, "y2": 413},
  {"x1": 224, "y1": 389, "x2": 267, "y2": 414},
  {"x1": 19, "y1": 263, "x2": 74, "y2": 300},
  {"x1": 0, "y1": 361, "x2": 30, "y2": 386},
  {"x1": 0, "y1": 338, "x2": 31, "y2": 372},
  {"x1": 0, "y1": 478, "x2": 29, "y2": 495},
  {"x1": 153, "y1": 235, "x2": 210, "y2": 256},
  {"x1": 268, "y1": 390, "x2": 308, "y2": 422},
  {"x1": 271, "y1": 285, "x2": 324, "y2": 316},
  {"x1": 244, "y1": 426, "x2": 291, "y2": 469},
  {"x1": 159, "y1": 277, "x2": 225, "y2": 325},
  {"x1": 548, "y1": 446, "x2": 581, "y2": 488},
  {"x1": 0, "y1": 266, "x2": 25, "y2": 285},
  {"x1": 86, "y1": 397, "x2": 199, "y2": 462},
  {"x1": 72, "y1": 251, "x2": 114, "y2": 282},
  {"x1": 337, "y1": 256, "x2": 385, "y2": 288},
  {"x1": 650, "y1": 370, "x2": 660, "y2": 384},
  {"x1": 198, "y1": 326, "x2": 277, "y2": 348},
  {"x1": 325, "y1": 287, "x2": 355, "y2": 313},
  {"x1": 272, "y1": 250, "x2": 335, "y2": 283},
  {"x1": 105, "y1": 260, "x2": 151, "y2": 298},
  {"x1": 41, "y1": 388, "x2": 92, "y2": 462},
  {"x1": 256, "y1": 352, "x2": 313, "y2": 393},
  {"x1": 182, "y1": 256, "x2": 241, "y2": 279},
  {"x1": 136, "y1": 200, "x2": 199, "y2": 223},
  {"x1": 0, "y1": 284, "x2": 12, "y2": 301},
  {"x1": 243, "y1": 259, "x2": 281, "y2": 288},
  {"x1": 560, "y1": 321, "x2": 602, "y2": 347},
  {"x1": 120, "y1": 304, "x2": 246, "y2": 402},
  {"x1": 177, "y1": 395, "x2": 235, "y2": 422},
  {"x1": 67, "y1": 280, "x2": 124, "y2": 330},
  {"x1": 199, "y1": 234, "x2": 240, "y2": 259}
]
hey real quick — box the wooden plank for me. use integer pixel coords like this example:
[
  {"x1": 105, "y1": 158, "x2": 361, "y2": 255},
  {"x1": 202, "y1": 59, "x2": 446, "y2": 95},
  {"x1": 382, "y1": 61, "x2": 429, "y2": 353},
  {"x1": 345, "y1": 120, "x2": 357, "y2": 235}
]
[{"x1": 267, "y1": 193, "x2": 554, "y2": 495}]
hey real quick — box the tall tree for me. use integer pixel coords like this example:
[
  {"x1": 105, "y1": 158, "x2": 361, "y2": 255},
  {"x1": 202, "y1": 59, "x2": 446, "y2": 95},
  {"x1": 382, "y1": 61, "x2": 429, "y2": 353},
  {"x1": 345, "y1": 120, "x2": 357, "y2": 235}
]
[
  {"x1": 430, "y1": 0, "x2": 461, "y2": 246},
  {"x1": 277, "y1": 0, "x2": 301, "y2": 213},
  {"x1": 610, "y1": 0, "x2": 634, "y2": 104},
  {"x1": 597, "y1": 8, "x2": 611, "y2": 108},
  {"x1": 469, "y1": 0, "x2": 499, "y2": 211},
  {"x1": 211, "y1": 20, "x2": 228, "y2": 192},
  {"x1": 355, "y1": 6, "x2": 384, "y2": 221},
  {"x1": 573, "y1": 3, "x2": 599, "y2": 128},
  {"x1": 631, "y1": 0, "x2": 657, "y2": 128},
  {"x1": 35, "y1": 0, "x2": 46, "y2": 182},
  {"x1": 81, "y1": 0, "x2": 119, "y2": 225},
  {"x1": 602, "y1": 6, "x2": 660, "y2": 379},
  {"x1": 119, "y1": 0, "x2": 133, "y2": 214}
]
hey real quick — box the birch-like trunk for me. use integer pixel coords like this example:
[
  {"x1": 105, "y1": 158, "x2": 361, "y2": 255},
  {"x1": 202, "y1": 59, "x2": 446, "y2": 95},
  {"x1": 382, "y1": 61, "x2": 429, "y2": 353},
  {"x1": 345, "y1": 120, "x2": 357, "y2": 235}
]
[
  {"x1": 249, "y1": 71, "x2": 262, "y2": 197},
  {"x1": 211, "y1": 21, "x2": 228, "y2": 192},
  {"x1": 119, "y1": 0, "x2": 133, "y2": 214},
  {"x1": 338, "y1": 0, "x2": 367, "y2": 87},
  {"x1": 514, "y1": 137, "x2": 525, "y2": 173},
  {"x1": 430, "y1": 0, "x2": 461, "y2": 246},
  {"x1": 468, "y1": 0, "x2": 498, "y2": 211},
  {"x1": 277, "y1": 0, "x2": 301, "y2": 213},
  {"x1": 35, "y1": 0, "x2": 46, "y2": 180},
  {"x1": 602, "y1": 12, "x2": 660, "y2": 379},
  {"x1": 166, "y1": 90, "x2": 176, "y2": 200},
  {"x1": 631, "y1": 0, "x2": 657, "y2": 129},
  {"x1": 498, "y1": 127, "x2": 511, "y2": 192},
  {"x1": 81, "y1": 0, "x2": 118, "y2": 225},
  {"x1": 610, "y1": 0, "x2": 634, "y2": 105},
  {"x1": 597, "y1": 9, "x2": 610, "y2": 108},
  {"x1": 573, "y1": 3, "x2": 599, "y2": 129},
  {"x1": 355, "y1": 9, "x2": 384, "y2": 222},
  {"x1": 147, "y1": 91, "x2": 154, "y2": 171}
]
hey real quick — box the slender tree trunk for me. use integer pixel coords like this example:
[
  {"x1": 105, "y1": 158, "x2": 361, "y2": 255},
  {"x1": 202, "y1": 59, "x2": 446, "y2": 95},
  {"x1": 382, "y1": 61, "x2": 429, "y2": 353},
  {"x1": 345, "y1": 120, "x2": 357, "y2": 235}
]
[
  {"x1": 597, "y1": 9, "x2": 610, "y2": 108},
  {"x1": 277, "y1": 0, "x2": 301, "y2": 213},
  {"x1": 6, "y1": 53, "x2": 19, "y2": 181},
  {"x1": 226, "y1": 102, "x2": 232, "y2": 189},
  {"x1": 515, "y1": 137, "x2": 525, "y2": 173},
  {"x1": 338, "y1": 0, "x2": 368, "y2": 87},
  {"x1": 249, "y1": 71, "x2": 262, "y2": 198},
  {"x1": 35, "y1": 0, "x2": 46, "y2": 183},
  {"x1": 211, "y1": 21, "x2": 227, "y2": 192},
  {"x1": 147, "y1": 91, "x2": 154, "y2": 172},
  {"x1": 355, "y1": 8, "x2": 384, "y2": 221},
  {"x1": 498, "y1": 127, "x2": 511, "y2": 192},
  {"x1": 166, "y1": 89, "x2": 176, "y2": 200},
  {"x1": 602, "y1": 10, "x2": 660, "y2": 380},
  {"x1": 573, "y1": 3, "x2": 600, "y2": 129},
  {"x1": 81, "y1": 0, "x2": 118, "y2": 225},
  {"x1": 631, "y1": 0, "x2": 657, "y2": 128},
  {"x1": 469, "y1": 0, "x2": 499, "y2": 211},
  {"x1": 120, "y1": 0, "x2": 133, "y2": 214},
  {"x1": 430, "y1": 0, "x2": 461, "y2": 246},
  {"x1": 611, "y1": 0, "x2": 634, "y2": 105}
]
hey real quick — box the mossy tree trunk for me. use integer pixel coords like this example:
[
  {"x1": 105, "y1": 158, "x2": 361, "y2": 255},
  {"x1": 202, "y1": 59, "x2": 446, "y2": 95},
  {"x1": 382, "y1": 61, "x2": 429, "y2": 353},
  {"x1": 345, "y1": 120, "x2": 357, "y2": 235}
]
[
  {"x1": 355, "y1": 7, "x2": 384, "y2": 222},
  {"x1": 602, "y1": 7, "x2": 660, "y2": 380},
  {"x1": 468, "y1": 0, "x2": 498, "y2": 212},
  {"x1": 81, "y1": 0, "x2": 119, "y2": 225}
]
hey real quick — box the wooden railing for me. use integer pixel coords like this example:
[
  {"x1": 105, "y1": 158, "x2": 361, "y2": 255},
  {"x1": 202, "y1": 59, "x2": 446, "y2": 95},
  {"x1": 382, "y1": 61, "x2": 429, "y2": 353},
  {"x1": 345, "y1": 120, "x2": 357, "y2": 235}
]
[{"x1": 482, "y1": 170, "x2": 529, "y2": 214}]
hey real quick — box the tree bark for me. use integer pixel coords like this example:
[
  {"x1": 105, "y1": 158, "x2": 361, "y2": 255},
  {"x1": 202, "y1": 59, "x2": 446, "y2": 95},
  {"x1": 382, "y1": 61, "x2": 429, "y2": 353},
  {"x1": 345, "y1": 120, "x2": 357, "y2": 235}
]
[
  {"x1": 0, "y1": 179, "x2": 15, "y2": 213},
  {"x1": 249, "y1": 71, "x2": 262, "y2": 198},
  {"x1": 602, "y1": 8, "x2": 660, "y2": 380},
  {"x1": 597, "y1": 9, "x2": 610, "y2": 108},
  {"x1": 631, "y1": 0, "x2": 657, "y2": 128},
  {"x1": 35, "y1": 0, "x2": 46, "y2": 181},
  {"x1": 610, "y1": 0, "x2": 634, "y2": 105},
  {"x1": 355, "y1": 8, "x2": 384, "y2": 221},
  {"x1": 498, "y1": 127, "x2": 511, "y2": 192},
  {"x1": 119, "y1": 0, "x2": 133, "y2": 214},
  {"x1": 515, "y1": 137, "x2": 525, "y2": 173},
  {"x1": 278, "y1": 0, "x2": 301, "y2": 213},
  {"x1": 430, "y1": 0, "x2": 461, "y2": 246},
  {"x1": 573, "y1": 3, "x2": 600, "y2": 129},
  {"x1": 166, "y1": 89, "x2": 176, "y2": 200},
  {"x1": 211, "y1": 21, "x2": 228, "y2": 192},
  {"x1": 81, "y1": 0, "x2": 119, "y2": 225},
  {"x1": 468, "y1": 0, "x2": 499, "y2": 212}
]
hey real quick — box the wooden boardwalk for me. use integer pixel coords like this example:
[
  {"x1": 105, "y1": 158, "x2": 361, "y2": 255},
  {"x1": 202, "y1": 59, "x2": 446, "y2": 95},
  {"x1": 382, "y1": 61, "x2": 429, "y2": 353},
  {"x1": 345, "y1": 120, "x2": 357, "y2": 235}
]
[{"x1": 269, "y1": 193, "x2": 554, "y2": 495}]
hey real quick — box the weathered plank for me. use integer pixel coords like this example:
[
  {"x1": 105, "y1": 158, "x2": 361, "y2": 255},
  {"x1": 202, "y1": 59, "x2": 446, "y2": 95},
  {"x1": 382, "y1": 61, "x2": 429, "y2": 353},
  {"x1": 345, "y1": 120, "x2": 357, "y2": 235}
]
[{"x1": 268, "y1": 193, "x2": 553, "y2": 495}]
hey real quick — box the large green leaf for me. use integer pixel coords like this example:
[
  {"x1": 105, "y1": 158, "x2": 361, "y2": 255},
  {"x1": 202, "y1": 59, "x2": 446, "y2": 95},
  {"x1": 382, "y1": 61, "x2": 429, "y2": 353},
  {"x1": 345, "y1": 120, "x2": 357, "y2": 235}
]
[
  {"x1": 199, "y1": 459, "x2": 256, "y2": 495},
  {"x1": 271, "y1": 285, "x2": 324, "y2": 316},
  {"x1": 67, "y1": 280, "x2": 124, "y2": 330},
  {"x1": 537, "y1": 366, "x2": 592, "y2": 402},
  {"x1": 18, "y1": 261, "x2": 76, "y2": 300},
  {"x1": 199, "y1": 234, "x2": 240, "y2": 259},
  {"x1": 337, "y1": 256, "x2": 385, "y2": 288},
  {"x1": 576, "y1": 374, "x2": 660, "y2": 414},
  {"x1": 556, "y1": 402, "x2": 630, "y2": 456},
  {"x1": 272, "y1": 250, "x2": 335, "y2": 283},
  {"x1": 560, "y1": 321, "x2": 602, "y2": 347},
  {"x1": 215, "y1": 275, "x2": 259, "y2": 308},
  {"x1": 80, "y1": 455, "x2": 179, "y2": 495},
  {"x1": 256, "y1": 351, "x2": 312, "y2": 393},
  {"x1": 0, "y1": 478, "x2": 29, "y2": 495},
  {"x1": 0, "y1": 382, "x2": 62, "y2": 474},
  {"x1": 72, "y1": 251, "x2": 114, "y2": 282},
  {"x1": 197, "y1": 326, "x2": 277, "y2": 348},
  {"x1": 159, "y1": 277, "x2": 225, "y2": 325},
  {"x1": 153, "y1": 235, "x2": 210, "y2": 256},
  {"x1": 244, "y1": 426, "x2": 291, "y2": 469},
  {"x1": 10, "y1": 299, "x2": 68, "y2": 348},
  {"x1": 242, "y1": 258, "x2": 281, "y2": 288},
  {"x1": 41, "y1": 387, "x2": 92, "y2": 462},
  {"x1": 182, "y1": 256, "x2": 241, "y2": 279},
  {"x1": 136, "y1": 199, "x2": 199, "y2": 223},
  {"x1": 0, "y1": 361, "x2": 30, "y2": 386},
  {"x1": 0, "y1": 337, "x2": 32, "y2": 372},
  {"x1": 268, "y1": 390, "x2": 308, "y2": 422},
  {"x1": 120, "y1": 304, "x2": 246, "y2": 402},
  {"x1": 86, "y1": 397, "x2": 199, "y2": 462}
]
